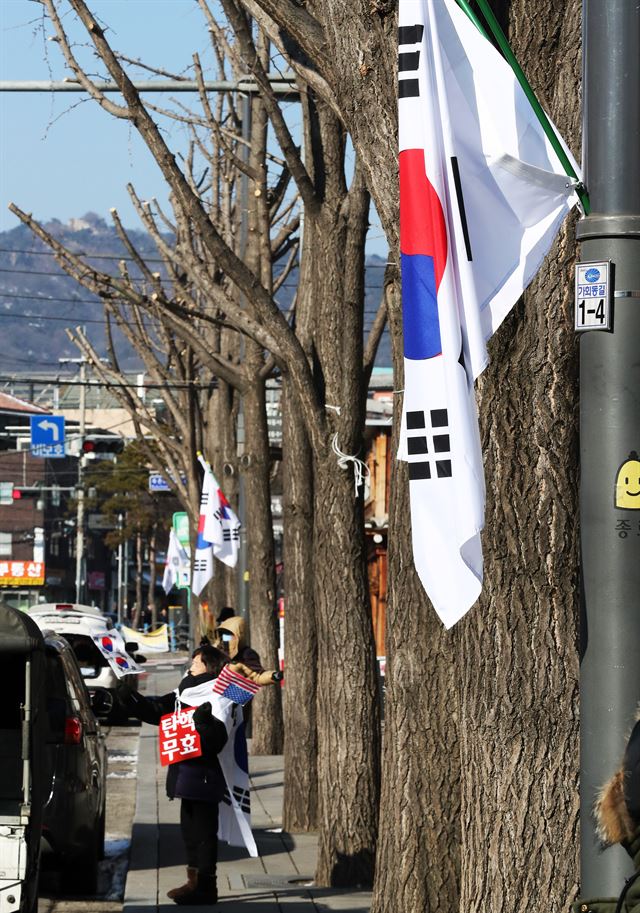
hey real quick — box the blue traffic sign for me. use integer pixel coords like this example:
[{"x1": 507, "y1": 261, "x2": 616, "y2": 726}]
[
  {"x1": 30, "y1": 415, "x2": 65, "y2": 458},
  {"x1": 149, "y1": 471, "x2": 186, "y2": 492}
]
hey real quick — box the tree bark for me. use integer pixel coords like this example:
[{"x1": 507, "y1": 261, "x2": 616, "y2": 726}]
[
  {"x1": 457, "y1": 4, "x2": 582, "y2": 911},
  {"x1": 281, "y1": 376, "x2": 317, "y2": 831},
  {"x1": 242, "y1": 359, "x2": 284, "y2": 755},
  {"x1": 312, "y1": 455, "x2": 380, "y2": 887},
  {"x1": 371, "y1": 276, "x2": 461, "y2": 913}
]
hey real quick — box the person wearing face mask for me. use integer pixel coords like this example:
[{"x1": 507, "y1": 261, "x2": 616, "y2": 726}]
[
  {"x1": 119, "y1": 645, "x2": 229, "y2": 905},
  {"x1": 212, "y1": 614, "x2": 263, "y2": 673}
]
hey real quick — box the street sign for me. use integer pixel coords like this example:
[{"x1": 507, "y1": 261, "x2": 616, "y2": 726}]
[
  {"x1": 575, "y1": 260, "x2": 612, "y2": 331},
  {"x1": 149, "y1": 471, "x2": 187, "y2": 492},
  {"x1": 30, "y1": 415, "x2": 65, "y2": 458},
  {"x1": 172, "y1": 511, "x2": 190, "y2": 548},
  {"x1": 149, "y1": 472, "x2": 171, "y2": 492}
]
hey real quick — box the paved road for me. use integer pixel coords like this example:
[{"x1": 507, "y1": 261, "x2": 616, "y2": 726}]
[{"x1": 38, "y1": 719, "x2": 141, "y2": 913}]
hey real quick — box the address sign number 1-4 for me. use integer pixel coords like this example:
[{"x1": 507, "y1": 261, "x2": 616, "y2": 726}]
[{"x1": 575, "y1": 260, "x2": 612, "y2": 332}]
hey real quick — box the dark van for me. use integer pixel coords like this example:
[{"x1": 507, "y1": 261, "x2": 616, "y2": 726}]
[
  {"x1": 0, "y1": 607, "x2": 51, "y2": 913},
  {"x1": 0, "y1": 607, "x2": 107, "y2": 909},
  {"x1": 40, "y1": 630, "x2": 107, "y2": 894}
]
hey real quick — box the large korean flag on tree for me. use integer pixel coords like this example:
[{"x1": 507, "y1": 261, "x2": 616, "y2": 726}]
[{"x1": 398, "y1": 0, "x2": 581, "y2": 627}]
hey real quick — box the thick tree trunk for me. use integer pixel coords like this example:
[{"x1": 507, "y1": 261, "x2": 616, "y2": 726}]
[
  {"x1": 312, "y1": 455, "x2": 380, "y2": 887},
  {"x1": 371, "y1": 277, "x2": 461, "y2": 913},
  {"x1": 281, "y1": 377, "x2": 318, "y2": 831},
  {"x1": 457, "y1": 5, "x2": 582, "y2": 911},
  {"x1": 242, "y1": 358, "x2": 284, "y2": 755}
]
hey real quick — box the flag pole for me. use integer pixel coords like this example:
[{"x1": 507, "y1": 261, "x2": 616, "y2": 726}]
[
  {"x1": 460, "y1": 0, "x2": 590, "y2": 215},
  {"x1": 453, "y1": 0, "x2": 489, "y2": 38}
]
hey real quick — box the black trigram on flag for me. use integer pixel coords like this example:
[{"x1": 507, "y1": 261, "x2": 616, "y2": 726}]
[
  {"x1": 398, "y1": 23, "x2": 424, "y2": 99},
  {"x1": 406, "y1": 408, "x2": 452, "y2": 481},
  {"x1": 222, "y1": 784, "x2": 250, "y2": 814},
  {"x1": 193, "y1": 558, "x2": 209, "y2": 572}
]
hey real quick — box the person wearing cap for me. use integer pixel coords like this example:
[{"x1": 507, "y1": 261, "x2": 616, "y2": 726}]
[{"x1": 571, "y1": 715, "x2": 640, "y2": 912}]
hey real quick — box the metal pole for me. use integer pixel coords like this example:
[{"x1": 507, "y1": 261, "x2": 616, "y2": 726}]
[
  {"x1": 236, "y1": 91, "x2": 251, "y2": 622},
  {"x1": 75, "y1": 361, "x2": 86, "y2": 603},
  {"x1": 0, "y1": 77, "x2": 297, "y2": 95},
  {"x1": 578, "y1": 0, "x2": 640, "y2": 896},
  {"x1": 117, "y1": 513, "x2": 124, "y2": 624}
]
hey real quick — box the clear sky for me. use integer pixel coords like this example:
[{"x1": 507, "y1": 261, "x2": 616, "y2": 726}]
[{"x1": 0, "y1": 0, "x2": 388, "y2": 256}]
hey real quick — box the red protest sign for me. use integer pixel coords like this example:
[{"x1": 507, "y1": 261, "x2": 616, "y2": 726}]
[{"x1": 159, "y1": 707, "x2": 202, "y2": 766}]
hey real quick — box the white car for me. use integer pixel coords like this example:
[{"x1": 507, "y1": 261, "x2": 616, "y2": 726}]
[{"x1": 26, "y1": 603, "x2": 144, "y2": 720}]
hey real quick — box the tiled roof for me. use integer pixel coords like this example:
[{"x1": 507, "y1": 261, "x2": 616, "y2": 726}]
[{"x1": 0, "y1": 392, "x2": 49, "y2": 414}]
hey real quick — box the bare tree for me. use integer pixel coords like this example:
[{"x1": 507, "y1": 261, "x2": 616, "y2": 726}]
[{"x1": 237, "y1": 3, "x2": 583, "y2": 913}]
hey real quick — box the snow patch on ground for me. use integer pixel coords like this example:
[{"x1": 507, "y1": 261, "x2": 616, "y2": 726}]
[{"x1": 102, "y1": 836, "x2": 131, "y2": 901}]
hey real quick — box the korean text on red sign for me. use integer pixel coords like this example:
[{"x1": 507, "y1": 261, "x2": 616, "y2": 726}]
[{"x1": 159, "y1": 707, "x2": 202, "y2": 766}]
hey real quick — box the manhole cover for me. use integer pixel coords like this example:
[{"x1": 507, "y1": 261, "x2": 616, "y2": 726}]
[{"x1": 242, "y1": 874, "x2": 315, "y2": 889}]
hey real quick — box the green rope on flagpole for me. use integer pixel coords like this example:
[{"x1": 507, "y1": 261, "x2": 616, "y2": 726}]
[{"x1": 458, "y1": 0, "x2": 590, "y2": 214}]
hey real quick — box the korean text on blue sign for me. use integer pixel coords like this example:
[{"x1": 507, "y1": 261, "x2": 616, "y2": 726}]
[{"x1": 30, "y1": 415, "x2": 66, "y2": 458}]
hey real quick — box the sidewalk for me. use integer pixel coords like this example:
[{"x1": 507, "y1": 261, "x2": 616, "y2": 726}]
[{"x1": 123, "y1": 665, "x2": 372, "y2": 912}]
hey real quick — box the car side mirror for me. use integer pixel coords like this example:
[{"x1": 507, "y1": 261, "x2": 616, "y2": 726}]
[
  {"x1": 90, "y1": 690, "x2": 113, "y2": 716},
  {"x1": 125, "y1": 641, "x2": 139, "y2": 654}
]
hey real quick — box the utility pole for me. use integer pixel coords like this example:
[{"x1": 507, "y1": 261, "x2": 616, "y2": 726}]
[
  {"x1": 60, "y1": 356, "x2": 87, "y2": 604},
  {"x1": 117, "y1": 513, "x2": 124, "y2": 624},
  {"x1": 578, "y1": 0, "x2": 640, "y2": 896}
]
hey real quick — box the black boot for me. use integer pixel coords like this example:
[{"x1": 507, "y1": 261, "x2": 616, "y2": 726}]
[{"x1": 172, "y1": 873, "x2": 217, "y2": 905}]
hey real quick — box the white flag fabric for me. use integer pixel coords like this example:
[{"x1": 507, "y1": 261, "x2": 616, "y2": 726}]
[
  {"x1": 191, "y1": 467, "x2": 216, "y2": 597},
  {"x1": 198, "y1": 455, "x2": 241, "y2": 569},
  {"x1": 162, "y1": 528, "x2": 190, "y2": 594},
  {"x1": 177, "y1": 678, "x2": 258, "y2": 857},
  {"x1": 397, "y1": 0, "x2": 581, "y2": 627}
]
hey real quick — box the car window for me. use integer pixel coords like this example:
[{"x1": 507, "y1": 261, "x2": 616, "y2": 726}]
[
  {"x1": 59, "y1": 647, "x2": 98, "y2": 729},
  {"x1": 65, "y1": 634, "x2": 109, "y2": 673},
  {"x1": 45, "y1": 650, "x2": 70, "y2": 742}
]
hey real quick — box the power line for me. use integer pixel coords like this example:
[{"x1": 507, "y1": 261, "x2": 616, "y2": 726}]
[
  {"x1": 0, "y1": 246, "x2": 391, "y2": 267},
  {"x1": 0, "y1": 375, "x2": 217, "y2": 390}
]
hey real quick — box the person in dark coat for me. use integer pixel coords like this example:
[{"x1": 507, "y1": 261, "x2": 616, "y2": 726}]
[{"x1": 121, "y1": 644, "x2": 228, "y2": 906}]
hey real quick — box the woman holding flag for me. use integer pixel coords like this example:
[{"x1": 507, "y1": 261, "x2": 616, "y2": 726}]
[{"x1": 118, "y1": 644, "x2": 281, "y2": 905}]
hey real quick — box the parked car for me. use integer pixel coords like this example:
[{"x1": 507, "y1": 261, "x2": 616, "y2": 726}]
[
  {"x1": 0, "y1": 607, "x2": 107, "y2": 909},
  {"x1": 0, "y1": 605, "x2": 51, "y2": 913},
  {"x1": 40, "y1": 630, "x2": 107, "y2": 894},
  {"x1": 27, "y1": 604, "x2": 145, "y2": 721}
]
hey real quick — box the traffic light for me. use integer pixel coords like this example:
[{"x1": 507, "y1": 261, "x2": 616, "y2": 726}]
[
  {"x1": 81, "y1": 435, "x2": 125, "y2": 458},
  {"x1": 12, "y1": 486, "x2": 39, "y2": 500}
]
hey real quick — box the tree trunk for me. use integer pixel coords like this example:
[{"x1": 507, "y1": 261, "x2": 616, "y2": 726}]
[
  {"x1": 371, "y1": 277, "x2": 461, "y2": 913},
  {"x1": 242, "y1": 359, "x2": 284, "y2": 754},
  {"x1": 281, "y1": 376, "x2": 318, "y2": 831},
  {"x1": 457, "y1": 4, "x2": 582, "y2": 910},
  {"x1": 312, "y1": 455, "x2": 380, "y2": 887}
]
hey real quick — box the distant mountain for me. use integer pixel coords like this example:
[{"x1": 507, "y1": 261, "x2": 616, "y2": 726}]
[{"x1": 0, "y1": 214, "x2": 390, "y2": 377}]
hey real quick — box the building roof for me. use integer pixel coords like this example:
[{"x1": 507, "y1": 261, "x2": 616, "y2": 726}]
[{"x1": 0, "y1": 392, "x2": 49, "y2": 415}]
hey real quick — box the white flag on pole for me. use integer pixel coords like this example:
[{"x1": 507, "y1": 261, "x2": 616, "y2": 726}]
[
  {"x1": 397, "y1": 0, "x2": 581, "y2": 627},
  {"x1": 198, "y1": 455, "x2": 241, "y2": 569},
  {"x1": 162, "y1": 528, "x2": 190, "y2": 594},
  {"x1": 192, "y1": 465, "x2": 216, "y2": 597}
]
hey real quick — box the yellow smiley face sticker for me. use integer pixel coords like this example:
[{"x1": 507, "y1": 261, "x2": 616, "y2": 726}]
[{"x1": 615, "y1": 451, "x2": 640, "y2": 509}]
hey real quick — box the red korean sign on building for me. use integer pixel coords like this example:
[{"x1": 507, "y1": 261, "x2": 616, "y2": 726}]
[
  {"x1": 159, "y1": 707, "x2": 202, "y2": 766},
  {"x1": 0, "y1": 561, "x2": 45, "y2": 586}
]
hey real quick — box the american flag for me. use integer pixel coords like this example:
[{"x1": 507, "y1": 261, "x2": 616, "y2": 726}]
[{"x1": 213, "y1": 665, "x2": 261, "y2": 705}]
